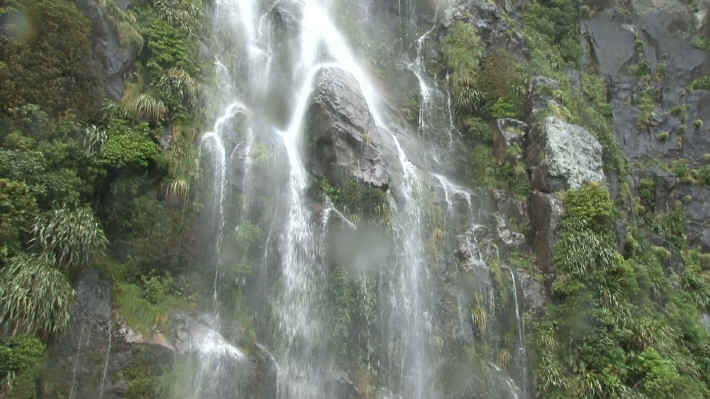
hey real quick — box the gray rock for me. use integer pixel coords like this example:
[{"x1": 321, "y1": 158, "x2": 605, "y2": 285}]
[
  {"x1": 305, "y1": 67, "x2": 389, "y2": 189},
  {"x1": 494, "y1": 118, "x2": 528, "y2": 164},
  {"x1": 529, "y1": 76, "x2": 560, "y2": 116},
  {"x1": 74, "y1": 0, "x2": 139, "y2": 100},
  {"x1": 517, "y1": 270, "x2": 546, "y2": 314},
  {"x1": 529, "y1": 191, "x2": 564, "y2": 272},
  {"x1": 528, "y1": 117, "x2": 605, "y2": 192}
]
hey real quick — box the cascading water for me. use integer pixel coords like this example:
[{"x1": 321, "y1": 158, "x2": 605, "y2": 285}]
[{"x1": 192, "y1": 0, "x2": 529, "y2": 398}]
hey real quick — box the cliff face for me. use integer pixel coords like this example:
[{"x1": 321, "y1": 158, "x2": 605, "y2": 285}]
[{"x1": 2, "y1": 0, "x2": 710, "y2": 398}]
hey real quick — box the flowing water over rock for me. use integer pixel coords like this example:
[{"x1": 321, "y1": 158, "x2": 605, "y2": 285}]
[{"x1": 190, "y1": 0, "x2": 528, "y2": 398}]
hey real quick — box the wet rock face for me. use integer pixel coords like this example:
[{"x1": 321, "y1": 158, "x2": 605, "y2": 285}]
[
  {"x1": 42, "y1": 269, "x2": 117, "y2": 398},
  {"x1": 528, "y1": 116, "x2": 605, "y2": 192},
  {"x1": 583, "y1": 2, "x2": 710, "y2": 249},
  {"x1": 306, "y1": 67, "x2": 389, "y2": 189},
  {"x1": 529, "y1": 191, "x2": 564, "y2": 272},
  {"x1": 74, "y1": 0, "x2": 138, "y2": 100},
  {"x1": 494, "y1": 118, "x2": 528, "y2": 165}
]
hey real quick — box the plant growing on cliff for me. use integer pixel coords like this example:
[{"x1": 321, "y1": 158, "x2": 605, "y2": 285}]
[
  {"x1": 442, "y1": 21, "x2": 483, "y2": 113},
  {"x1": 0, "y1": 254, "x2": 74, "y2": 336},
  {"x1": 30, "y1": 207, "x2": 108, "y2": 271}
]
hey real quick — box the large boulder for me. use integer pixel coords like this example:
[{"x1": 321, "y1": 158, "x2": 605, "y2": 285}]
[
  {"x1": 305, "y1": 67, "x2": 389, "y2": 189},
  {"x1": 528, "y1": 116, "x2": 605, "y2": 192}
]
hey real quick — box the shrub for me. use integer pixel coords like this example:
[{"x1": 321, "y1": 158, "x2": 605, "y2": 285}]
[
  {"x1": 442, "y1": 22, "x2": 483, "y2": 113},
  {"x1": 690, "y1": 76, "x2": 710, "y2": 91},
  {"x1": 0, "y1": 335, "x2": 46, "y2": 397},
  {"x1": 101, "y1": 120, "x2": 159, "y2": 168},
  {"x1": 563, "y1": 183, "x2": 613, "y2": 228},
  {"x1": 699, "y1": 165, "x2": 710, "y2": 186},
  {"x1": 30, "y1": 207, "x2": 108, "y2": 270},
  {"x1": 670, "y1": 159, "x2": 690, "y2": 179},
  {"x1": 0, "y1": 254, "x2": 74, "y2": 335},
  {"x1": 639, "y1": 177, "x2": 655, "y2": 210},
  {"x1": 0, "y1": 0, "x2": 98, "y2": 115}
]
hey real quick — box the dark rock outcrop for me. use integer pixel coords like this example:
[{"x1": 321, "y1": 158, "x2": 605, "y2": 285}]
[
  {"x1": 582, "y1": 2, "x2": 710, "y2": 249},
  {"x1": 306, "y1": 67, "x2": 389, "y2": 189},
  {"x1": 74, "y1": 0, "x2": 139, "y2": 100},
  {"x1": 529, "y1": 191, "x2": 564, "y2": 272}
]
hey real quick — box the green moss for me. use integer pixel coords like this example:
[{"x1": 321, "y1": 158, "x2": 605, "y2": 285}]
[
  {"x1": 695, "y1": 119, "x2": 704, "y2": 130},
  {"x1": 656, "y1": 131, "x2": 670, "y2": 142}
]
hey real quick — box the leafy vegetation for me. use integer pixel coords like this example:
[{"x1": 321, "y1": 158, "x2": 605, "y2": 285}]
[
  {"x1": 0, "y1": 0, "x2": 99, "y2": 116},
  {"x1": 0, "y1": 254, "x2": 74, "y2": 336},
  {"x1": 533, "y1": 184, "x2": 710, "y2": 398}
]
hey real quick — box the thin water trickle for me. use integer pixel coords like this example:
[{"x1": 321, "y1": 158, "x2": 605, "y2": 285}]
[{"x1": 97, "y1": 319, "x2": 112, "y2": 399}]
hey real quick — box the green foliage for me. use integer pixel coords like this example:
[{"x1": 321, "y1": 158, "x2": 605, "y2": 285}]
[
  {"x1": 478, "y1": 49, "x2": 526, "y2": 119},
  {"x1": 121, "y1": 93, "x2": 168, "y2": 125},
  {"x1": 152, "y1": 0, "x2": 204, "y2": 35},
  {"x1": 0, "y1": 179, "x2": 38, "y2": 257},
  {"x1": 636, "y1": 87, "x2": 659, "y2": 130},
  {"x1": 470, "y1": 144, "x2": 530, "y2": 196},
  {"x1": 0, "y1": 335, "x2": 45, "y2": 398},
  {"x1": 0, "y1": 254, "x2": 74, "y2": 336},
  {"x1": 699, "y1": 165, "x2": 710, "y2": 186},
  {"x1": 142, "y1": 15, "x2": 200, "y2": 81},
  {"x1": 656, "y1": 131, "x2": 669, "y2": 142},
  {"x1": 690, "y1": 76, "x2": 710, "y2": 91},
  {"x1": 563, "y1": 183, "x2": 613, "y2": 228},
  {"x1": 461, "y1": 116, "x2": 492, "y2": 143},
  {"x1": 670, "y1": 158, "x2": 690, "y2": 179},
  {"x1": 488, "y1": 98, "x2": 517, "y2": 119},
  {"x1": 442, "y1": 22, "x2": 483, "y2": 113},
  {"x1": 322, "y1": 178, "x2": 391, "y2": 226},
  {"x1": 670, "y1": 104, "x2": 687, "y2": 124},
  {"x1": 115, "y1": 275, "x2": 191, "y2": 333},
  {"x1": 101, "y1": 119, "x2": 159, "y2": 168},
  {"x1": 535, "y1": 177, "x2": 710, "y2": 398},
  {"x1": 0, "y1": 0, "x2": 99, "y2": 116},
  {"x1": 98, "y1": 0, "x2": 143, "y2": 50},
  {"x1": 523, "y1": 0, "x2": 581, "y2": 65},
  {"x1": 639, "y1": 177, "x2": 655, "y2": 210},
  {"x1": 31, "y1": 207, "x2": 108, "y2": 271}
]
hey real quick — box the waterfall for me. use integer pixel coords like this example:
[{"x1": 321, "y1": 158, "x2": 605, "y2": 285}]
[
  {"x1": 506, "y1": 266, "x2": 529, "y2": 399},
  {"x1": 192, "y1": 1, "x2": 529, "y2": 398}
]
